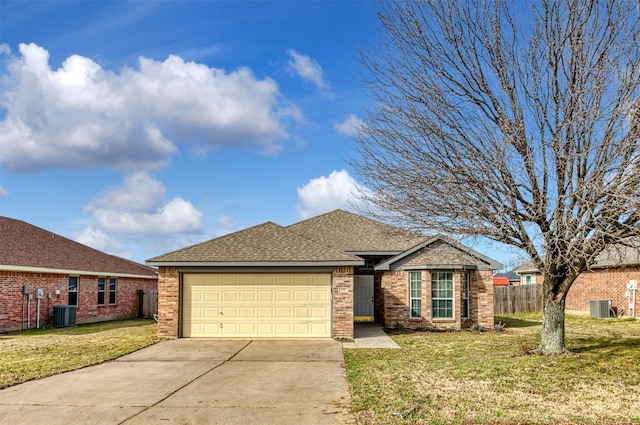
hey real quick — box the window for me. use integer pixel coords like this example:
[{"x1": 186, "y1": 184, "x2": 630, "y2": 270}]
[
  {"x1": 409, "y1": 271, "x2": 422, "y2": 318},
  {"x1": 362, "y1": 258, "x2": 376, "y2": 270},
  {"x1": 97, "y1": 278, "x2": 106, "y2": 305},
  {"x1": 524, "y1": 274, "x2": 532, "y2": 285},
  {"x1": 431, "y1": 271, "x2": 454, "y2": 319},
  {"x1": 109, "y1": 278, "x2": 117, "y2": 304},
  {"x1": 462, "y1": 272, "x2": 470, "y2": 319},
  {"x1": 69, "y1": 276, "x2": 78, "y2": 306}
]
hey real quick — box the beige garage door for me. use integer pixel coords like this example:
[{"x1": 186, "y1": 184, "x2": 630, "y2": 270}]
[{"x1": 182, "y1": 273, "x2": 332, "y2": 338}]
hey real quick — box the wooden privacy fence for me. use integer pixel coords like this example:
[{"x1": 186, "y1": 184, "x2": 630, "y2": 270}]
[
  {"x1": 137, "y1": 289, "x2": 158, "y2": 319},
  {"x1": 494, "y1": 284, "x2": 543, "y2": 315}
]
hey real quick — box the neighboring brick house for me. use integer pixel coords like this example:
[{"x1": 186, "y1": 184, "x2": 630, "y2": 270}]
[
  {"x1": 515, "y1": 244, "x2": 640, "y2": 318},
  {"x1": 147, "y1": 210, "x2": 502, "y2": 339},
  {"x1": 0, "y1": 217, "x2": 158, "y2": 332}
]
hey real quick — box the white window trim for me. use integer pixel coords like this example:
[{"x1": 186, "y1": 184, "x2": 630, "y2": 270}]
[
  {"x1": 431, "y1": 271, "x2": 454, "y2": 319},
  {"x1": 97, "y1": 277, "x2": 106, "y2": 305},
  {"x1": 108, "y1": 278, "x2": 117, "y2": 305},
  {"x1": 68, "y1": 276, "x2": 79, "y2": 307},
  {"x1": 409, "y1": 271, "x2": 422, "y2": 319},
  {"x1": 462, "y1": 272, "x2": 470, "y2": 319}
]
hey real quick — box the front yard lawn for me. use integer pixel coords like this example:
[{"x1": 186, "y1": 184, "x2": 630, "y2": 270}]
[
  {"x1": 0, "y1": 319, "x2": 160, "y2": 389},
  {"x1": 345, "y1": 313, "x2": 640, "y2": 424}
]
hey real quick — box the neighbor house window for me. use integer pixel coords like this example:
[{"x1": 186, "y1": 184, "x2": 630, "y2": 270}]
[
  {"x1": 69, "y1": 276, "x2": 78, "y2": 306},
  {"x1": 97, "y1": 278, "x2": 106, "y2": 305},
  {"x1": 109, "y1": 278, "x2": 117, "y2": 304},
  {"x1": 524, "y1": 274, "x2": 532, "y2": 285},
  {"x1": 462, "y1": 272, "x2": 470, "y2": 319},
  {"x1": 431, "y1": 271, "x2": 454, "y2": 319},
  {"x1": 409, "y1": 271, "x2": 422, "y2": 319}
]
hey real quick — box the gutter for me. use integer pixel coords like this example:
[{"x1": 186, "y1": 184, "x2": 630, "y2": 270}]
[{"x1": 0, "y1": 265, "x2": 157, "y2": 279}]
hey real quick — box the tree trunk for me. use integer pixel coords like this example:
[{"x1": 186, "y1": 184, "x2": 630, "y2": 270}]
[{"x1": 539, "y1": 286, "x2": 567, "y2": 355}]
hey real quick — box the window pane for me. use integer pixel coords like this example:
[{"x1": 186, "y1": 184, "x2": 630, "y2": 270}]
[
  {"x1": 462, "y1": 273, "x2": 470, "y2": 318},
  {"x1": 409, "y1": 272, "x2": 422, "y2": 318},
  {"x1": 109, "y1": 278, "x2": 117, "y2": 304},
  {"x1": 410, "y1": 299, "x2": 422, "y2": 318},
  {"x1": 431, "y1": 271, "x2": 453, "y2": 319},
  {"x1": 69, "y1": 277, "x2": 78, "y2": 292},
  {"x1": 69, "y1": 277, "x2": 78, "y2": 306}
]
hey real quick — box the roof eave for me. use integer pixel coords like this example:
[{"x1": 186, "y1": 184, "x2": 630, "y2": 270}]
[
  {"x1": 346, "y1": 251, "x2": 403, "y2": 256},
  {"x1": 0, "y1": 265, "x2": 157, "y2": 279},
  {"x1": 145, "y1": 260, "x2": 364, "y2": 267}
]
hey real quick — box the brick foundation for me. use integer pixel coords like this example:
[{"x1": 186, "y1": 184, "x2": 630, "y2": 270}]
[{"x1": 0, "y1": 270, "x2": 157, "y2": 332}]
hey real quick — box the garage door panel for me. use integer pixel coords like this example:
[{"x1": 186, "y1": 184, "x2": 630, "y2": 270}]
[
  {"x1": 183, "y1": 273, "x2": 331, "y2": 338},
  {"x1": 203, "y1": 291, "x2": 219, "y2": 302},
  {"x1": 257, "y1": 291, "x2": 274, "y2": 301},
  {"x1": 257, "y1": 307, "x2": 273, "y2": 318},
  {"x1": 311, "y1": 307, "x2": 328, "y2": 317},
  {"x1": 239, "y1": 291, "x2": 255, "y2": 301}
]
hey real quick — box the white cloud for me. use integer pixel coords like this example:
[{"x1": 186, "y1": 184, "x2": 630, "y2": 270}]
[
  {"x1": 334, "y1": 114, "x2": 364, "y2": 137},
  {"x1": 73, "y1": 172, "x2": 207, "y2": 261},
  {"x1": 286, "y1": 49, "x2": 330, "y2": 92},
  {"x1": 91, "y1": 197, "x2": 203, "y2": 235},
  {"x1": 217, "y1": 214, "x2": 237, "y2": 231},
  {"x1": 297, "y1": 169, "x2": 369, "y2": 219},
  {"x1": 0, "y1": 185, "x2": 8, "y2": 198},
  {"x1": 87, "y1": 171, "x2": 165, "y2": 213},
  {"x1": 73, "y1": 226, "x2": 132, "y2": 259},
  {"x1": 83, "y1": 172, "x2": 204, "y2": 237},
  {"x1": 0, "y1": 43, "x2": 303, "y2": 172}
]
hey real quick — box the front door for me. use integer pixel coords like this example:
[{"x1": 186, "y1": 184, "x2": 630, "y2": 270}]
[{"x1": 354, "y1": 275, "x2": 374, "y2": 322}]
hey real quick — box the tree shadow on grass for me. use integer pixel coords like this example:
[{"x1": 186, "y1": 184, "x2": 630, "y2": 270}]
[
  {"x1": 495, "y1": 316, "x2": 541, "y2": 328},
  {"x1": 570, "y1": 336, "x2": 640, "y2": 354}
]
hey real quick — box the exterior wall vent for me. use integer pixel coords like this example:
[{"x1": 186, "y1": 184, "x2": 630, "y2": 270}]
[{"x1": 589, "y1": 299, "x2": 611, "y2": 319}]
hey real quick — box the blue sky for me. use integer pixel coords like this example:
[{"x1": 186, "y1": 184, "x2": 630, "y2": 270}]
[{"x1": 0, "y1": 0, "x2": 518, "y2": 268}]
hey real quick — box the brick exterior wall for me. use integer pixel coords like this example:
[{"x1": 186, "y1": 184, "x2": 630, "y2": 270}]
[
  {"x1": 566, "y1": 266, "x2": 640, "y2": 317},
  {"x1": 0, "y1": 270, "x2": 157, "y2": 332},
  {"x1": 475, "y1": 270, "x2": 495, "y2": 328},
  {"x1": 157, "y1": 267, "x2": 180, "y2": 337},
  {"x1": 381, "y1": 269, "x2": 494, "y2": 330},
  {"x1": 332, "y1": 266, "x2": 354, "y2": 339}
]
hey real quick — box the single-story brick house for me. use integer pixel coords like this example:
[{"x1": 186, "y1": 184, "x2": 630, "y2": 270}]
[
  {"x1": 514, "y1": 244, "x2": 640, "y2": 318},
  {"x1": 0, "y1": 216, "x2": 158, "y2": 332},
  {"x1": 147, "y1": 210, "x2": 502, "y2": 339}
]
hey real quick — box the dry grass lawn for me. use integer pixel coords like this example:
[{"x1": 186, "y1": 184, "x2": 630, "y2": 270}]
[
  {"x1": 0, "y1": 319, "x2": 160, "y2": 389},
  {"x1": 344, "y1": 313, "x2": 640, "y2": 424}
]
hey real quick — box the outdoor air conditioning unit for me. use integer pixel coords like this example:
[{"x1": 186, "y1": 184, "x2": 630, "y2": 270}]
[
  {"x1": 589, "y1": 299, "x2": 611, "y2": 319},
  {"x1": 53, "y1": 305, "x2": 77, "y2": 328}
]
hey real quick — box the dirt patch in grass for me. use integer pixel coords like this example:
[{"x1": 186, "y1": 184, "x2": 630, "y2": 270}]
[
  {"x1": 345, "y1": 314, "x2": 640, "y2": 424},
  {"x1": 0, "y1": 319, "x2": 160, "y2": 389}
]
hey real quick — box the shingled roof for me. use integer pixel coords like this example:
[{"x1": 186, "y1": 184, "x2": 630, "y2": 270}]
[
  {"x1": 287, "y1": 209, "x2": 427, "y2": 253},
  {"x1": 146, "y1": 221, "x2": 363, "y2": 266},
  {"x1": 376, "y1": 236, "x2": 503, "y2": 271},
  {"x1": 0, "y1": 216, "x2": 157, "y2": 278}
]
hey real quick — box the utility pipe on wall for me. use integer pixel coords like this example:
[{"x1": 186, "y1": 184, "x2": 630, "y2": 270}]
[{"x1": 627, "y1": 280, "x2": 638, "y2": 319}]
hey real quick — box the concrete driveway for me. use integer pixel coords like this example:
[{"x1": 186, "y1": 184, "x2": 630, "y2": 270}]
[{"x1": 0, "y1": 339, "x2": 355, "y2": 425}]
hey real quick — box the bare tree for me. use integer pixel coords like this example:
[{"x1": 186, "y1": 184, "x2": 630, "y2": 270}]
[{"x1": 354, "y1": 0, "x2": 640, "y2": 354}]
